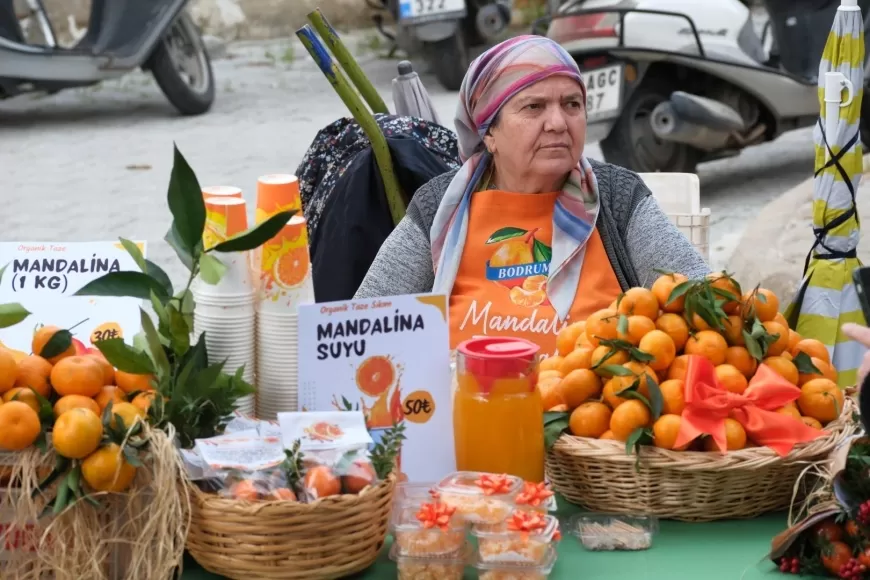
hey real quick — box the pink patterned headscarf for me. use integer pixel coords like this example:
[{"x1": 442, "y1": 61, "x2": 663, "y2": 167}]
[{"x1": 430, "y1": 35, "x2": 600, "y2": 321}]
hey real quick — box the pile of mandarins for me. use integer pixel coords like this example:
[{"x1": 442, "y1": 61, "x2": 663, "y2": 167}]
[
  {"x1": 0, "y1": 325, "x2": 157, "y2": 492},
  {"x1": 540, "y1": 272, "x2": 843, "y2": 452}
]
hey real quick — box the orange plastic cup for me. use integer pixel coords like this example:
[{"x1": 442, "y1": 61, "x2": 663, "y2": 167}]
[
  {"x1": 259, "y1": 215, "x2": 311, "y2": 296},
  {"x1": 204, "y1": 197, "x2": 248, "y2": 249},
  {"x1": 202, "y1": 185, "x2": 243, "y2": 199},
  {"x1": 256, "y1": 174, "x2": 301, "y2": 225}
]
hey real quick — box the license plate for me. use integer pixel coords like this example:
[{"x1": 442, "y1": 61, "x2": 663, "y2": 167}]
[
  {"x1": 399, "y1": 0, "x2": 466, "y2": 21},
  {"x1": 582, "y1": 64, "x2": 623, "y2": 120}
]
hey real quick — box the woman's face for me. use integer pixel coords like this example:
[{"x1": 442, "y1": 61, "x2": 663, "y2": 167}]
[{"x1": 483, "y1": 76, "x2": 586, "y2": 186}]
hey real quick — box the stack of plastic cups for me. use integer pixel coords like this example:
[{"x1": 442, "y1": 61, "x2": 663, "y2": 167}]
[
  {"x1": 255, "y1": 174, "x2": 312, "y2": 420},
  {"x1": 192, "y1": 195, "x2": 257, "y2": 416}
]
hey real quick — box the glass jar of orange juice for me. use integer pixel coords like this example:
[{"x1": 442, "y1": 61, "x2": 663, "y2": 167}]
[{"x1": 453, "y1": 337, "x2": 544, "y2": 482}]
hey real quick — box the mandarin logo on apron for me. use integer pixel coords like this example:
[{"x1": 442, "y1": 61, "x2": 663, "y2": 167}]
[{"x1": 484, "y1": 226, "x2": 553, "y2": 308}]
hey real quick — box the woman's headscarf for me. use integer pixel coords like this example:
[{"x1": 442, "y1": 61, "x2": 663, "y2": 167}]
[{"x1": 430, "y1": 35, "x2": 601, "y2": 321}]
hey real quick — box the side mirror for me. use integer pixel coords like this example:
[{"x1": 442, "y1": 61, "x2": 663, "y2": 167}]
[{"x1": 532, "y1": 16, "x2": 551, "y2": 37}]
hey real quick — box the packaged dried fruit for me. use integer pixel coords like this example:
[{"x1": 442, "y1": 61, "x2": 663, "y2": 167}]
[
  {"x1": 472, "y1": 510, "x2": 560, "y2": 564},
  {"x1": 473, "y1": 545, "x2": 557, "y2": 580},
  {"x1": 514, "y1": 482, "x2": 557, "y2": 514},
  {"x1": 389, "y1": 541, "x2": 469, "y2": 580},
  {"x1": 434, "y1": 472, "x2": 523, "y2": 524},
  {"x1": 570, "y1": 514, "x2": 657, "y2": 551},
  {"x1": 391, "y1": 502, "x2": 467, "y2": 556}
]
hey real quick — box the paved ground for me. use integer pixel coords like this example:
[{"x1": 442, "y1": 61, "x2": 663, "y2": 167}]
[{"x1": 0, "y1": 35, "x2": 816, "y2": 288}]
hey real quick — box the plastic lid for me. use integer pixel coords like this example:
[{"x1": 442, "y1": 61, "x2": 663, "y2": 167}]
[
  {"x1": 457, "y1": 337, "x2": 539, "y2": 393},
  {"x1": 471, "y1": 512, "x2": 559, "y2": 541},
  {"x1": 472, "y1": 545, "x2": 557, "y2": 573}
]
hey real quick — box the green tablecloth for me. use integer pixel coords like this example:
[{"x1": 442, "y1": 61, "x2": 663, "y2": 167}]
[{"x1": 179, "y1": 499, "x2": 827, "y2": 580}]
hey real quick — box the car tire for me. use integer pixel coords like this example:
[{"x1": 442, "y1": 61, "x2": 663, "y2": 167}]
[{"x1": 425, "y1": 34, "x2": 468, "y2": 92}]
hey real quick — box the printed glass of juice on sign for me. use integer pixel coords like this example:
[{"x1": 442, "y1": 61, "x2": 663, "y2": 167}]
[{"x1": 453, "y1": 337, "x2": 545, "y2": 482}]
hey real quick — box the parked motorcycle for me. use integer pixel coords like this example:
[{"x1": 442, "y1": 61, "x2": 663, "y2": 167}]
[
  {"x1": 0, "y1": 0, "x2": 215, "y2": 115},
  {"x1": 370, "y1": 0, "x2": 512, "y2": 91},
  {"x1": 540, "y1": 0, "x2": 870, "y2": 173}
]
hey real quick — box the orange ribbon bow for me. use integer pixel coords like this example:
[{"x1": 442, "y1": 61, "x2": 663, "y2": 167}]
[
  {"x1": 673, "y1": 355, "x2": 824, "y2": 456},
  {"x1": 515, "y1": 482, "x2": 554, "y2": 507},
  {"x1": 416, "y1": 502, "x2": 457, "y2": 532},
  {"x1": 475, "y1": 473, "x2": 513, "y2": 496}
]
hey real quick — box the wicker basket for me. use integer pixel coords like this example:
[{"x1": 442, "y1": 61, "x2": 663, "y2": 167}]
[
  {"x1": 547, "y1": 398, "x2": 858, "y2": 522},
  {"x1": 186, "y1": 473, "x2": 397, "y2": 580}
]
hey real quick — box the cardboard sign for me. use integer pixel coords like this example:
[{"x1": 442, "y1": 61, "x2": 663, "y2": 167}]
[
  {"x1": 297, "y1": 294, "x2": 454, "y2": 482},
  {"x1": 0, "y1": 241, "x2": 145, "y2": 354}
]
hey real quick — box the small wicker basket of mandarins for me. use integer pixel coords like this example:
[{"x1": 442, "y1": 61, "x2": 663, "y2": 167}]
[
  {"x1": 184, "y1": 412, "x2": 404, "y2": 580},
  {"x1": 542, "y1": 272, "x2": 859, "y2": 522}
]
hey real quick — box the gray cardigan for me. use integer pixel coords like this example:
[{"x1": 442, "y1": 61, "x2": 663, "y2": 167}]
[{"x1": 355, "y1": 159, "x2": 710, "y2": 299}]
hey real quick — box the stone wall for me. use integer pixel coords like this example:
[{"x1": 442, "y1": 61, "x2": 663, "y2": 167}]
[{"x1": 19, "y1": 0, "x2": 376, "y2": 44}]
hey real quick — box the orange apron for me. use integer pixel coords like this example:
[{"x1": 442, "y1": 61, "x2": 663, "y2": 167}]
[{"x1": 449, "y1": 189, "x2": 622, "y2": 356}]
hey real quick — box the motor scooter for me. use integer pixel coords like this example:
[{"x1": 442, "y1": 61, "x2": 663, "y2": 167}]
[
  {"x1": 370, "y1": 0, "x2": 512, "y2": 91},
  {"x1": 539, "y1": 0, "x2": 870, "y2": 173},
  {"x1": 0, "y1": 0, "x2": 215, "y2": 115}
]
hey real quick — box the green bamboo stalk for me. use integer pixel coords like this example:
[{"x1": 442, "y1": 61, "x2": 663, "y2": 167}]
[
  {"x1": 297, "y1": 25, "x2": 406, "y2": 225},
  {"x1": 307, "y1": 9, "x2": 390, "y2": 115}
]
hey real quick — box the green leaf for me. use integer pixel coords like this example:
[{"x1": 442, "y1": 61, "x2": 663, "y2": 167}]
[
  {"x1": 74, "y1": 271, "x2": 169, "y2": 301},
  {"x1": 667, "y1": 281, "x2": 695, "y2": 306},
  {"x1": 139, "y1": 309, "x2": 170, "y2": 377},
  {"x1": 0, "y1": 303, "x2": 31, "y2": 329},
  {"x1": 625, "y1": 427, "x2": 648, "y2": 456},
  {"x1": 31, "y1": 389, "x2": 54, "y2": 425},
  {"x1": 199, "y1": 253, "x2": 228, "y2": 285},
  {"x1": 743, "y1": 331, "x2": 763, "y2": 361},
  {"x1": 164, "y1": 225, "x2": 197, "y2": 271},
  {"x1": 485, "y1": 227, "x2": 527, "y2": 244},
  {"x1": 544, "y1": 411, "x2": 570, "y2": 449},
  {"x1": 144, "y1": 260, "x2": 173, "y2": 297},
  {"x1": 617, "y1": 314, "x2": 629, "y2": 336},
  {"x1": 95, "y1": 338, "x2": 155, "y2": 375},
  {"x1": 646, "y1": 375, "x2": 663, "y2": 419},
  {"x1": 40, "y1": 329, "x2": 72, "y2": 359},
  {"x1": 119, "y1": 238, "x2": 147, "y2": 271},
  {"x1": 600, "y1": 365, "x2": 634, "y2": 376},
  {"x1": 622, "y1": 389, "x2": 652, "y2": 409},
  {"x1": 629, "y1": 348, "x2": 655, "y2": 363},
  {"x1": 211, "y1": 211, "x2": 296, "y2": 253},
  {"x1": 167, "y1": 305, "x2": 191, "y2": 356},
  {"x1": 532, "y1": 240, "x2": 552, "y2": 263},
  {"x1": 123, "y1": 446, "x2": 143, "y2": 468},
  {"x1": 793, "y1": 351, "x2": 822, "y2": 375},
  {"x1": 167, "y1": 145, "x2": 207, "y2": 255},
  {"x1": 194, "y1": 361, "x2": 226, "y2": 392}
]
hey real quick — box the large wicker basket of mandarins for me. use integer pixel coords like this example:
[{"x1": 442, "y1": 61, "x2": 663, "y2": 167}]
[
  {"x1": 543, "y1": 272, "x2": 859, "y2": 523},
  {"x1": 185, "y1": 424, "x2": 403, "y2": 580}
]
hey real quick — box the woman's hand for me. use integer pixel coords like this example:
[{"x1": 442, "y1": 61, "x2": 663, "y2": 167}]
[{"x1": 842, "y1": 323, "x2": 870, "y2": 386}]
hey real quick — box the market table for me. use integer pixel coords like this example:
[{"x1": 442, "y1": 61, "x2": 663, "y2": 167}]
[{"x1": 180, "y1": 498, "x2": 826, "y2": 580}]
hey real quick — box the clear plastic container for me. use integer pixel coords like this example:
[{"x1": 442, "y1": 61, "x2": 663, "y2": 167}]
[
  {"x1": 472, "y1": 512, "x2": 559, "y2": 564},
  {"x1": 391, "y1": 503, "x2": 467, "y2": 556},
  {"x1": 570, "y1": 514, "x2": 657, "y2": 551},
  {"x1": 389, "y1": 541, "x2": 470, "y2": 580},
  {"x1": 434, "y1": 471, "x2": 524, "y2": 524},
  {"x1": 394, "y1": 482, "x2": 439, "y2": 507},
  {"x1": 472, "y1": 545, "x2": 557, "y2": 580}
]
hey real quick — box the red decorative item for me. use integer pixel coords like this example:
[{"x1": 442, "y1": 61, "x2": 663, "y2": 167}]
[
  {"x1": 506, "y1": 510, "x2": 549, "y2": 542},
  {"x1": 673, "y1": 355, "x2": 825, "y2": 456},
  {"x1": 475, "y1": 473, "x2": 514, "y2": 496},
  {"x1": 415, "y1": 502, "x2": 457, "y2": 532},
  {"x1": 516, "y1": 481, "x2": 554, "y2": 507}
]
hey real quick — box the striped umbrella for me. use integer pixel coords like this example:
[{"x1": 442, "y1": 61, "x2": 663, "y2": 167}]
[{"x1": 786, "y1": 0, "x2": 865, "y2": 387}]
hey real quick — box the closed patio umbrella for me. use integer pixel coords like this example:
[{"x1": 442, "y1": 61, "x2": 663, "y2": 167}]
[
  {"x1": 392, "y1": 61, "x2": 442, "y2": 124},
  {"x1": 786, "y1": 0, "x2": 866, "y2": 386}
]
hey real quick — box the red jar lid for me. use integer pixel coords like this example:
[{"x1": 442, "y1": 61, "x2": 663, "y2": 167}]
[{"x1": 457, "y1": 337, "x2": 540, "y2": 392}]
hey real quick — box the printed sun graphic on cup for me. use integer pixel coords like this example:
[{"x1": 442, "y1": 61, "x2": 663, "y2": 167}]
[
  {"x1": 203, "y1": 210, "x2": 228, "y2": 250},
  {"x1": 303, "y1": 421, "x2": 344, "y2": 442},
  {"x1": 485, "y1": 227, "x2": 552, "y2": 308}
]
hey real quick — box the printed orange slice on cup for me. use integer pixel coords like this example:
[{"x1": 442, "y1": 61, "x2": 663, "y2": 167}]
[{"x1": 273, "y1": 246, "x2": 309, "y2": 289}]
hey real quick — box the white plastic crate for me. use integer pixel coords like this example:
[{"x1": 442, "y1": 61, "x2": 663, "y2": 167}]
[{"x1": 638, "y1": 172, "x2": 711, "y2": 264}]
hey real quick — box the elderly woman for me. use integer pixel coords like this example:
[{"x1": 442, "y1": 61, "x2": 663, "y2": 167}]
[{"x1": 356, "y1": 36, "x2": 709, "y2": 354}]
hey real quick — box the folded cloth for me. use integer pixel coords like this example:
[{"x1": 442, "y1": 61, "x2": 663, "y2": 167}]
[{"x1": 673, "y1": 355, "x2": 825, "y2": 456}]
